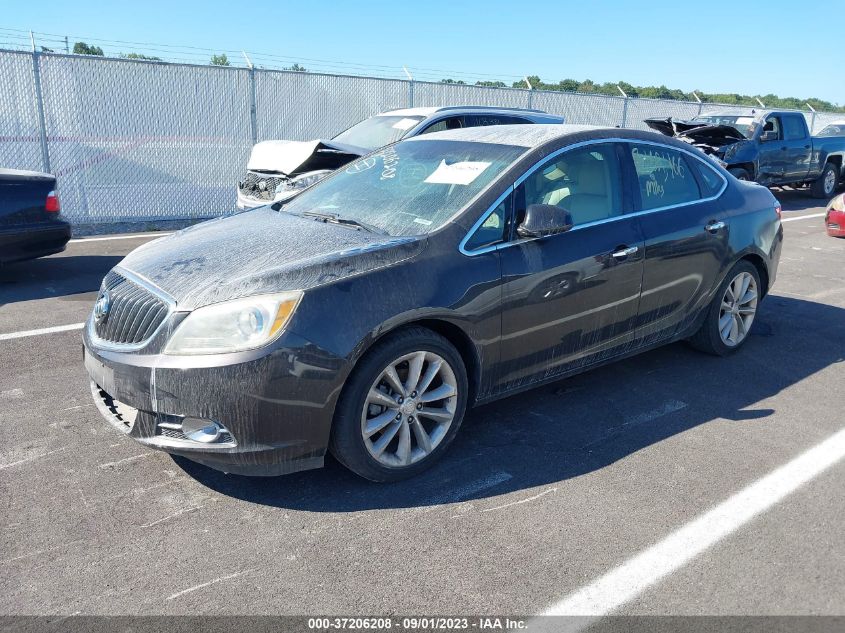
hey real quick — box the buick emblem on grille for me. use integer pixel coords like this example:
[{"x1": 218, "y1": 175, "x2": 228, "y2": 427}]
[{"x1": 93, "y1": 289, "x2": 111, "y2": 324}]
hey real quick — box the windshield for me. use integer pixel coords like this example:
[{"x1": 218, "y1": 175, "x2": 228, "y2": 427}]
[
  {"x1": 693, "y1": 115, "x2": 758, "y2": 139},
  {"x1": 332, "y1": 115, "x2": 425, "y2": 150},
  {"x1": 283, "y1": 139, "x2": 525, "y2": 236}
]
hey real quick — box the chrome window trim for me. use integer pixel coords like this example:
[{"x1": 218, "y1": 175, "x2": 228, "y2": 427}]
[
  {"x1": 459, "y1": 137, "x2": 728, "y2": 257},
  {"x1": 88, "y1": 266, "x2": 177, "y2": 352}
]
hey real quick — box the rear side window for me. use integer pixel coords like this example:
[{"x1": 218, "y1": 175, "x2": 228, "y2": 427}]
[
  {"x1": 782, "y1": 115, "x2": 807, "y2": 141},
  {"x1": 464, "y1": 114, "x2": 531, "y2": 127},
  {"x1": 691, "y1": 158, "x2": 725, "y2": 197},
  {"x1": 630, "y1": 144, "x2": 701, "y2": 210}
]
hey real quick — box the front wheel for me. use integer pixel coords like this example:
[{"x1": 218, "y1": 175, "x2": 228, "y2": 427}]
[
  {"x1": 329, "y1": 327, "x2": 468, "y2": 482},
  {"x1": 810, "y1": 162, "x2": 839, "y2": 199},
  {"x1": 688, "y1": 261, "x2": 761, "y2": 356}
]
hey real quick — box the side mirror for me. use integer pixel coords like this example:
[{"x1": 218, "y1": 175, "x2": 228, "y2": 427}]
[
  {"x1": 516, "y1": 204, "x2": 573, "y2": 239},
  {"x1": 760, "y1": 130, "x2": 778, "y2": 142}
]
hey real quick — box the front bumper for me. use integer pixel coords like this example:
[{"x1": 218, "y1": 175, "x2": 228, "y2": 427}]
[
  {"x1": 826, "y1": 209, "x2": 845, "y2": 237},
  {"x1": 83, "y1": 320, "x2": 347, "y2": 476}
]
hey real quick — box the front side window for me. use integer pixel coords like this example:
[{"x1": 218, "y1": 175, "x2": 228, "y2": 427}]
[
  {"x1": 464, "y1": 194, "x2": 510, "y2": 251},
  {"x1": 519, "y1": 144, "x2": 623, "y2": 226},
  {"x1": 419, "y1": 116, "x2": 464, "y2": 135},
  {"x1": 630, "y1": 144, "x2": 701, "y2": 210},
  {"x1": 282, "y1": 139, "x2": 525, "y2": 236},
  {"x1": 332, "y1": 115, "x2": 425, "y2": 150},
  {"x1": 762, "y1": 116, "x2": 782, "y2": 140}
]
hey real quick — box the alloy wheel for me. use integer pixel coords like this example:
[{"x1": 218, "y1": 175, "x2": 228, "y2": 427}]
[
  {"x1": 718, "y1": 271, "x2": 758, "y2": 347},
  {"x1": 361, "y1": 351, "x2": 458, "y2": 468},
  {"x1": 824, "y1": 168, "x2": 836, "y2": 196}
]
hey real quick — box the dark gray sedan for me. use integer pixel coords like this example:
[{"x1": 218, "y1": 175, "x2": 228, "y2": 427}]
[{"x1": 83, "y1": 125, "x2": 783, "y2": 481}]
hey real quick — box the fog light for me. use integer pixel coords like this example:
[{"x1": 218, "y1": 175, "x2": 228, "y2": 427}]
[{"x1": 181, "y1": 417, "x2": 223, "y2": 443}]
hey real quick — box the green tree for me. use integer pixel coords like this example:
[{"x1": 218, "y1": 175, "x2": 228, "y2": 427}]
[
  {"x1": 284, "y1": 63, "x2": 307, "y2": 72},
  {"x1": 476, "y1": 80, "x2": 506, "y2": 87},
  {"x1": 73, "y1": 42, "x2": 104, "y2": 56},
  {"x1": 440, "y1": 78, "x2": 466, "y2": 84},
  {"x1": 122, "y1": 53, "x2": 162, "y2": 61},
  {"x1": 210, "y1": 53, "x2": 230, "y2": 66}
]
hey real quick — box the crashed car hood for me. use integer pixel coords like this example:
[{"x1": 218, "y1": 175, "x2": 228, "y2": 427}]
[
  {"x1": 118, "y1": 206, "x2": 423, "y2": 310},
  {"x1": 246, "y1": 139, "x2": 369, "y2": 176},
  {"x1": 644, "y1": 118, "x2": 747, "y2": 147}
]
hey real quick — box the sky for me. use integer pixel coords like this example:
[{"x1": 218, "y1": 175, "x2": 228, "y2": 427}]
[{"x1": 3, "y1": 0, "x2": 840, "y2": 106}]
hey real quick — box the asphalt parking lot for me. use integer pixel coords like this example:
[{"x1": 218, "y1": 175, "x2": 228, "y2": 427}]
[{"x1": 1, "y1": 189, "x2": 843, "y2": 618}]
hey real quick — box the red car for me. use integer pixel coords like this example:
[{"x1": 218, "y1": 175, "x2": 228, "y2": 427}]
[{"x1": 826, "y1": 193, "x2": 845, "y2": 237}]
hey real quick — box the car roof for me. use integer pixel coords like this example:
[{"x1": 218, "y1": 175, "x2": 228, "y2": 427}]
[
  {"x1": 380, "y1": 105, "x2": 560, "y2": 120},
  {"x1": 404, "y1": 123, "x2": 603, "y2": 148}
]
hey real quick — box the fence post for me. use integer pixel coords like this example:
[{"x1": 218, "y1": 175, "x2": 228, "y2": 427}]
[
  {"x1": 242, "y1": 52, "x2": 258, "y2": 144},
  {"x1": 408, "y1": 79, "x2": 414, "y2": 108},
  {"x1": 620, "y1": 98, "x2": 629, "y2": 128},
  {"x1": 30, "y1": 48, "x2": 51, "y2": 173}
]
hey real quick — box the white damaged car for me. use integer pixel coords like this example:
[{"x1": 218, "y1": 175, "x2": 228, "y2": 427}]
[{"x1": 236, "y1": 106, "x2": 564, "y2": 210}]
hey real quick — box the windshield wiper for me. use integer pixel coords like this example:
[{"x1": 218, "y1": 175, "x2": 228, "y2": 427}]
[{"x1": 301, "y1": 211, "x2": 386, "y2": 234}]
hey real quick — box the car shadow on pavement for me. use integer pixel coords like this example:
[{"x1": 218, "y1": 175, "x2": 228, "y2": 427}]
[
  {"x1": 0, "y1": 255, "x2": 122, "y2": 305},
  {"x1": 773, "y1": 186, "x2": 841, "y2": 212},
  {"x1": 175, "y1": 295, "x2": 845, "y2": 512}
]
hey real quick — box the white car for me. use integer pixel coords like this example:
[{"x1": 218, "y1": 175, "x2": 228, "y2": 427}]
[{"x1": 236, "y1": 106, "x2": 565, "y2": 210}]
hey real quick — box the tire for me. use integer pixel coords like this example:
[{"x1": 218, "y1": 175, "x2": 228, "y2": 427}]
[
  {"x1": 729, "y1": 167, "x2": 751, "y2": 181},
  {"x1": 329, "y1": 326, "x2": 468, "y2": 482},
  {"x1": 810, "y1": 162, "x2": 839, "y2": 199},
  {"x1": 688, "y1": 260, "x2": 761, "y2": 356}
]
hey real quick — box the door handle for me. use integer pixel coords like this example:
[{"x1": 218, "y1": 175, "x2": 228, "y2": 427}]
[
  {"x1": 611, "y1": 246, "x2": 639, "y2": 259},
  {"x1": 705, "y1": 220, "x2": 726, "y2": 233}
]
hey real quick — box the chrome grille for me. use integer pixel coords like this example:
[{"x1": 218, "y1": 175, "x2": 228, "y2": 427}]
[
  {"x1": 238, "y1": 171, "x2": 288, "y2": 201},
  {"x1": 93, "y1": 270, "x2": 170, "y2": 345}
]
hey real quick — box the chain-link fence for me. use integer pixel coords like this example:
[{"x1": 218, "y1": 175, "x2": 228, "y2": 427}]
[{"x1": 1, "y1": 49, "x2": 841, "y2": 227}]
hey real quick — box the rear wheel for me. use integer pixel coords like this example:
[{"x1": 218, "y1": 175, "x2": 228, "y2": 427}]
[
  {"x1": 729, "y1": 167, "x2": 751, "y2": 182},
  {"x1": 329, "y1": 327, "x2": 468, "y2": 482},
  {"x1": 689, "y1": 260, "x2": 761, "y2": 356},
  {"x1": 810, "y1": 162, "x2": 839, "y2": 199}
]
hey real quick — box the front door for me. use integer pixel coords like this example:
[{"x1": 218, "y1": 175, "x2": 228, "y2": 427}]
[{"x1": 494, "y1": 142, "x2": 644, "y2": 391}]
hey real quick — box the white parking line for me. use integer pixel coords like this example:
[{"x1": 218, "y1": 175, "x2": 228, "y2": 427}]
[
  {"x1": 69, "y1": 232, "x2": 172, "y2": 243},
  {"x1": 0, "y1": 323, "x2": 84, "y2": 341},
  {"x1": 781, "y1": 213, "x2": 826, "y2": 223},
  {"x1": 542, "y1": 425, "x2": 845, "y2": 616}
]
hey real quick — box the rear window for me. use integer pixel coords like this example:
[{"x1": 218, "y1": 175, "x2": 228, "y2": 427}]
[
  {"x1": 691, "y1": 159, "x2": 725, "y2": 197},
  {"x1": 782, "y1": 115, "x2": 807, "y2": 141}
]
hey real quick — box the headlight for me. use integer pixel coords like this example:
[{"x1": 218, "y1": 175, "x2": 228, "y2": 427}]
[
  {"x1": 283, "y1": 170, "x2": 331, "y2": 191},
  {"x1": 164, "y1": 291, "x2": 302, "y2": 355}
]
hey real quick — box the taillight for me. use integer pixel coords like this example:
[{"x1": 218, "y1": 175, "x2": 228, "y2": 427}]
[
  {"x1": 774, "y1": 204, "x2": 782, "y2": 220},
  {"x1": 45, "y1": 190, "x2": 60, "y2": 213}
]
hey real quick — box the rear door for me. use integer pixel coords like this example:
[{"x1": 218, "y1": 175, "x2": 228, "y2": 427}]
[
  {"x1": 494, "y1": 142, "x2": 644, "y2": 390},
  {"x1": 627, "y1": 142, "x2": 730, "y2": 339}
]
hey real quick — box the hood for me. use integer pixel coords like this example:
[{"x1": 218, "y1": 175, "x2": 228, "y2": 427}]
[
  {"x1": 119, "y1": 206, "x2": 424, "y2": 310},
  {"x1": 645, "y1": 117, "x2": 747, "y2": 155},
  {"x1": 246, "y1": 139, "x2": 369, "y2": 176}
]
